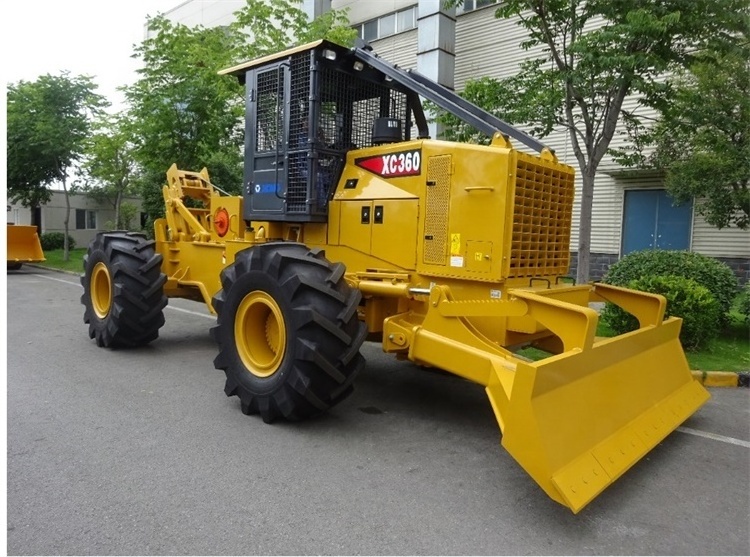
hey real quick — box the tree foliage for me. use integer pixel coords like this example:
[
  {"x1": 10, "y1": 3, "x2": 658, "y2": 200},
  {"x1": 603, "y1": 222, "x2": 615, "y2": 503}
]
[
  {"x1": 7, "y1": 72, "x2": 106, "y2": 259},
  {"x1": 79, "y1": 113, "x2": 138, "y2": 229},
  {"x1": 231, "y1": 0, "x2": 357, "y2": 52},
  {"x1": 123, "y1": 0, "x2": 356, "y2": 223},
  {"x1": 441, "y1": 0, "x2": 747, "y2": 281},
  {"x1": 7, "y1": 73, "x2": 105, "y2": 209},
  {"x1": 123, "y1": 16, "x2": 245, "y2": 221},
  {"x1": 615, "y1": 34, "x2": 750, "y2": 229}
]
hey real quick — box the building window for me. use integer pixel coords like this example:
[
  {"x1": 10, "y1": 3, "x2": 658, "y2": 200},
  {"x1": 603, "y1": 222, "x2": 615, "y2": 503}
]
[
  {"x1": 355, "y1": 6, "x2": 417, "y2": 42},
  {"x1": 379, "y1": 13, "x2": 396, "y2": 38},
  {"x1": 362, "y1": 19, "x2": 378, "y2": 41},
  {"x1": 459, "y1": 0, "x2": 497, "y2": 13},
  {"x1": 397, "y1": 8, "x2": 416, "y2": 32},
  {"x1": 76, "y1": 209, "x2": 97, "y2": 230}
]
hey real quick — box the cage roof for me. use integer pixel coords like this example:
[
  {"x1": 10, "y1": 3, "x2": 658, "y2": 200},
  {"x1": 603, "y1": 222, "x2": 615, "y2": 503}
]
[{"x1": 219, "y1": 39, "x2": 347, "y2": 78}]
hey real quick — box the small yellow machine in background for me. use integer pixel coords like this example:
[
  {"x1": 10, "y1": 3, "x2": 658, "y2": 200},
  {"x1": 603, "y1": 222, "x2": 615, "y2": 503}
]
[
  {"x1": 80, "y1": 40, "x2": 709, "y2": 513},
  {"x1": 7, "y1": 224, "x2": 45, "y2": 270}
]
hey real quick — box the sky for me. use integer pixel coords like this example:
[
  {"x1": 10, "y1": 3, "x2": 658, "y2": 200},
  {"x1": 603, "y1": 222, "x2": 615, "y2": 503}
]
[
  {"x1": 1, "y1": 0, "x2": 185, "y2": 202},
  {"x1": 3, "y1": 0, "x2": 184, "y2": 110}
]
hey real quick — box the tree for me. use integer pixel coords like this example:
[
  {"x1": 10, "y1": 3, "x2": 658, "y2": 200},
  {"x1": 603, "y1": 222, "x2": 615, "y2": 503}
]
[
  {"x1": 617, "y1": 35, "x2": 750, "y2": 229},
  {"x1": 8, "y1": 82, "x2": 58, "y2": 215},
  {"x1": 7, "y1": 73, "x2": 106, "y2": 259},
  {"x1": 124, "y1": 16, "x2": 245, "y2": 223},
  {"x1": 80, "y1": 113, "x2": 138, "y2": 230},
  {"x1": 116, "y1": 202, "x2": 139, "y2": 231},
  {"x1": 124, "y1": 0, "x2": 357, "y2": 224},
  {"x1": 442, "y1": 0, "x2": 747, "y2": 282},
  {"x1": 230, "y1": 0, "x2": 357, "y2": 51}
]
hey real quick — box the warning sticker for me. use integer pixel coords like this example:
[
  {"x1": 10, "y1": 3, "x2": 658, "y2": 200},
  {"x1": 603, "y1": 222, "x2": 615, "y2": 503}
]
[{"x1": 450, "y1": 233, "x2": 461, "y2": 256}]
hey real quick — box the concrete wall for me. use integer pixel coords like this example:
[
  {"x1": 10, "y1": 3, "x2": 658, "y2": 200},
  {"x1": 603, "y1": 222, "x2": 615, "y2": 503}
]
[
  {"x1": 150, "y1": 0, "x2": 245, "y2": 35},
  {"x1": 7, "y1": 192, "x2": 145, "y2": 248}
]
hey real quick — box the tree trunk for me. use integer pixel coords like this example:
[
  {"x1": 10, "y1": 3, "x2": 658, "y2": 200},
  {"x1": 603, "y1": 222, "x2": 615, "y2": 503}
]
[
  {"x1": 576, "y1": 167, "x2": 596, "y2": 284},
  {"x1": 30, "y1": 205, "x2": 39, "y2": 229},
  {"x1": 115, "y1": 188, "x2": 123, "y2": 229},
  {"x1": 62, "y1": 176, "x2": 71, "y2": 262}
]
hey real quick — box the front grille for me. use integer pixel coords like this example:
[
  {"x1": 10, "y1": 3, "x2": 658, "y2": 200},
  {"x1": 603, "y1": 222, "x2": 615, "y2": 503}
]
[{"x1": 508, "y1": 153, "x2": 574, "y2": 278}]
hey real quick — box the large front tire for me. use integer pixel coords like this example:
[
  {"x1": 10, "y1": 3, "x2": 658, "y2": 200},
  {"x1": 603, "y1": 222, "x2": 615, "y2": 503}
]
[
  {"x1": 211, "y1": 243, "x2": 367, "y2": 423},
  {"x1": 81, "y1": 232, "x2": 167, "y2": 348}
]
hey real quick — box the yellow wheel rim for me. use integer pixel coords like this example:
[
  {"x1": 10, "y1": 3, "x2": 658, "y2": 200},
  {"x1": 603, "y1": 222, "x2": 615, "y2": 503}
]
[
  {"x1": 234, "y1": 291, "x2": 287, "y2": 378},
  {"x1": 91, "y1": 262, "x2": 112, "y2": 319}
]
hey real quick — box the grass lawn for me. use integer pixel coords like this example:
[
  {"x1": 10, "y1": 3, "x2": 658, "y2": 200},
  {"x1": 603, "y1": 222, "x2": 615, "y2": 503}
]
[
  {"x1": 35, "y1": 248, "x2": 86, "y2": 273},
  {"x1": 685, "y1": 311, "x2": 750, "y2": 372},
  {"x1": 32, "y1": 252, "x2": 750, "y2": 372}
]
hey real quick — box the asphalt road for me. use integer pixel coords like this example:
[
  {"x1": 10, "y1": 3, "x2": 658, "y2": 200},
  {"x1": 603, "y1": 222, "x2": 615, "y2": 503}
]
[{"x1": 7, "y1": 266, "x2": 750, "y2": 556}]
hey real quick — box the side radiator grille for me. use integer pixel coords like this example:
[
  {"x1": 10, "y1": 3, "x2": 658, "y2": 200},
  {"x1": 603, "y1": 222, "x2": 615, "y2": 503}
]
[
  {"x1": 509, "y1": 153, "x2": 574, "y2": 278},
  {"x1": 423, "y1": 155, "x2": 452, "y2": 265}
]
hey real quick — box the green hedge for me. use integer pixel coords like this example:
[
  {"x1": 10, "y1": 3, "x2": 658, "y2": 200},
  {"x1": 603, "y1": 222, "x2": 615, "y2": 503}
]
[
  {"x1": 602, "y1": 275, "x2": 721, "y2": 350},
  {"x1": 737, "y1": 283, "x2": 750, "y2": 325},
  {"x1": 603, "y1": 250, "x2": 738, "y2": 323},
  {"x1": 40, "y1": 232, "x2": 76, "y2": 251}
]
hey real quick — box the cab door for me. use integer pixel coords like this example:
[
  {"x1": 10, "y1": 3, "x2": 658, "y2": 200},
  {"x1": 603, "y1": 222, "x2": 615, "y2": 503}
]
[{"x1": 245, "y1": 63, "x2": 288, "y2": 217}]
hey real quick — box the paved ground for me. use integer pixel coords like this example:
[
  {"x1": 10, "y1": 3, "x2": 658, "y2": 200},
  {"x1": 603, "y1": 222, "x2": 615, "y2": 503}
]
[{"x1": 6, "y1": 266, "x2": 750, "y2": 555}]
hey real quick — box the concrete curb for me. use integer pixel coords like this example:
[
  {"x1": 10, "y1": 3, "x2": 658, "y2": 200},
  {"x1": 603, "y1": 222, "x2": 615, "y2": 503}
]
[
  {"x1": 23, "y1": 263, "x2": 80, "y2": 276},
  {"x1": 691, "y1": 370, "x2": 750, "y2": 388}
]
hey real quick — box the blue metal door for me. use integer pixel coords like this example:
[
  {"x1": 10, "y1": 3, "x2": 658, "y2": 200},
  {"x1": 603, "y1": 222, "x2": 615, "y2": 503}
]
[{"x1": 622, "y1": 190, "x2": 692, "y2": 255}]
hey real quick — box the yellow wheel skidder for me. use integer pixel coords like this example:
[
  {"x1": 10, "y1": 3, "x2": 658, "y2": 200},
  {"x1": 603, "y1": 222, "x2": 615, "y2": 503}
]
[{"x1": 81, "y1": 41, "x2": 709, "y2": 513}]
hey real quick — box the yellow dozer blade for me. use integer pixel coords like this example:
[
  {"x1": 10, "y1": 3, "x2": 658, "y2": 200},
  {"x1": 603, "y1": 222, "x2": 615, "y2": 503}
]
[
  {"x1": 487, "y1": 285, "x2": 710, "y2": 513},
  {"x1": 7, "y1": 225, "x2": 46, "y2": 267},
  {"x1": 489, "y1": 320, "x2": 708, "y2": 512},
  {"x1": 401, "y1": 282, "x2": 710, "y2": 513}
]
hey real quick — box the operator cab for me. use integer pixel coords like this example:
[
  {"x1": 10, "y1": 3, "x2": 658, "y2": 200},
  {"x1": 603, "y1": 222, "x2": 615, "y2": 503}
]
[{"x1": 221, "y1": 40, "x2": 427, "y2": 223}]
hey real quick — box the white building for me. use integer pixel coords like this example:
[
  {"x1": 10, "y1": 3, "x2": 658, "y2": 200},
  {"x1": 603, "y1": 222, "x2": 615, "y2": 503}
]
[
  {"x1": 156, "y1": 0, "x2": 749, "y2": 282},
  {"x1": 7, "y1": 192, "x2": 146, "y2": 248}
]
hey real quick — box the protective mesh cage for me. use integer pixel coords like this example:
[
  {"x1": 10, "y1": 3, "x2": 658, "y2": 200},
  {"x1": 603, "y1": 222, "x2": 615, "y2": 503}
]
[
  {"x1": 286, "y1": 53, "x2": 312, "y2": 213},
  {"x1": 319, "y1": 65, "x2": 410, "y2": 150},
  {"x1": 255, "y1": 69, "x2": 284, "y2": 153},
  {"x1": 249, "y1": 48, "x2": 413, "y2": 219},
  {"x1": 290, "y1": 56, "x2": 411, "y2": 215}
]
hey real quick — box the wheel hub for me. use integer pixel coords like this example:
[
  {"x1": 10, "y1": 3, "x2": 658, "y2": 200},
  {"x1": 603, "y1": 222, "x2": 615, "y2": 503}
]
[
  {"x1": 235, "y1": 291, "x2": 286, "y2": 378},
  {"x1": 91, "y1": 262, "x2": 112, "y2": 319}
]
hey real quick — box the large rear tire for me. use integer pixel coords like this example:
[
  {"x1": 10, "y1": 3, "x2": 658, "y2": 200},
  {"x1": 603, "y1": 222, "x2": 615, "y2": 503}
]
[
  {"x1": 81, "y1": 232, "x2": 167, "y2": 348},
  {"x1": 211, "y1": 243, "x2": 367, "y2": 423}
]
